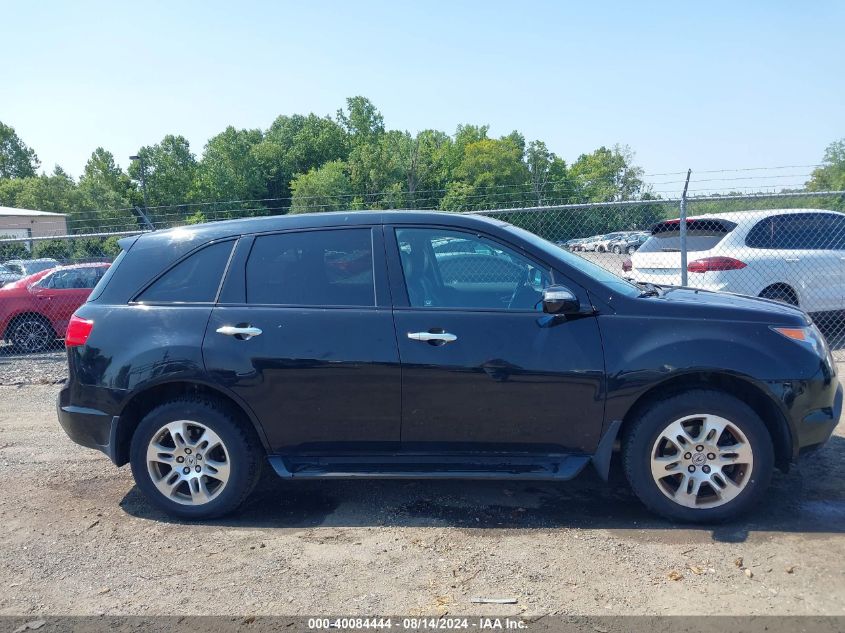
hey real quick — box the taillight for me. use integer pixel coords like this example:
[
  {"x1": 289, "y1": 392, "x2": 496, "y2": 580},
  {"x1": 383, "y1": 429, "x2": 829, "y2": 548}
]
[
  {"x1": 65, "y1": 315, "x2": 94, "y2": 347},
  {"x1": 622, "y1": 257, "x2": 632, "y2": 272},
  {"x1": 687, "y1": 257, "x2": 747, "y2": 273}
]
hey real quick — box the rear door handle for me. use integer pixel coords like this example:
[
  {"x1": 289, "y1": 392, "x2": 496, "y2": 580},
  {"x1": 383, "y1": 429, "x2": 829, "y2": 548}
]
[
  {"x1": 216, "y1": 325, "x2": 263, "y2": 340},
  {"x1": 407, "y1": 331, "x2": 457, "y2": 343}
]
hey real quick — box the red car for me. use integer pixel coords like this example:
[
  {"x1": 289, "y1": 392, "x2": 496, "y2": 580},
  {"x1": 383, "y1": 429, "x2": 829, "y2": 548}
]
[{"x1": 0, "y1": 263, "x2": 110, "y2": 353}]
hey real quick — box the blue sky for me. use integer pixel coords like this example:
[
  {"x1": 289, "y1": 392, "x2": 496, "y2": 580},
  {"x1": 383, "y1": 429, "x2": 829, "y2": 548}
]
[{"x1": 2, "y1": 1, "x2": 842, "y2": 195}]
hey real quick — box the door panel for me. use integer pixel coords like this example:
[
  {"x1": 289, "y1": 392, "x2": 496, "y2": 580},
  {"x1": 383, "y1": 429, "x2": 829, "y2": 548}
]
[
  {"x1": 395, "y1": 310, "x2": 605, "y2": 453},
  {"x1": 204, "y1": 307, "x2": 401, "y2": 453},
  {"x1": 202, "y1": 226, "x2": 401, "y2": 454},
  {"x1": 387, "y1": 226, "x2": 606, "y2": 454}
]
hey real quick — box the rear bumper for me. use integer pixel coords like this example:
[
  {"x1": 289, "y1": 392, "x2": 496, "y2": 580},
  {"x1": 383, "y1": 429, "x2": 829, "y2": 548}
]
[{"x1": 56, "y1": 384, "x2": 120, "y2": 463}]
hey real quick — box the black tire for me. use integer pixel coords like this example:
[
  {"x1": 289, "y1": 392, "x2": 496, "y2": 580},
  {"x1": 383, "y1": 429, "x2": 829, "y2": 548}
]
[
  {"x1": 626, "y1": 245, "x2": 637, "y2": 255},
  {"x1": 129, "y1": 397, "x2": 263, "y2": 520},
  {"x1": 622, "y1": 389, "x2": 774, "y2": 523},
  {"x1": 8, "y1": 315, "x2": 56, "y2": 353},
  {"x1": 759, "y1": 284, "x2": 799, "y2": 307},
  {"x1": 612, "y1": 245, "x2": 622, "y2": 254}
]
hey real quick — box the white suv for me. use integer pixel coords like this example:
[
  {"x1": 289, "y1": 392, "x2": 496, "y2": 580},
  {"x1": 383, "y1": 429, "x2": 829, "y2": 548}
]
[{"x1": 629, "y1": 208, "x2": 845, "y2": 313}]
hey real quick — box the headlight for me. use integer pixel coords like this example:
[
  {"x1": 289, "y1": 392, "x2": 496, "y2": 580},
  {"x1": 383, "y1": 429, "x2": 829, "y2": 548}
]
[{"x1": 771, "y1": 325, "x2": 832, "y2": 361}]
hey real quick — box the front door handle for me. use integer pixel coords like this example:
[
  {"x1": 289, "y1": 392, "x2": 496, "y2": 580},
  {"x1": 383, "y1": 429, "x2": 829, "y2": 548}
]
[
  {"x1": 407, "y1": 331, "x2": 457, "y2": 344},
  {"x1": 216, "y1": 325, "x2": 263, "y2": 340}
]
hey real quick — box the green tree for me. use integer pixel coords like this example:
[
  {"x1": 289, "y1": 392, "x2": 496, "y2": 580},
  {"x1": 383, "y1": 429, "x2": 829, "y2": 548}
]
[
  {"x1": 453, "y1": 137, "x2": 529, "y2": 207},
  {"x1": 438, "y1": 124, "x2": 489, "y2": 182},
  {"x1": 526, "y1": 140, "x2": 573, "y2": 205},
  {"x1": 393, "y1": 129, "x2": 451, "y2": 207},
  {"x1": 254, "y1": 113, "x2": 349, "y2": 199},
  {"x1": 33, "y1": 239, "x2": 72, "y2": 260},
  {"x1": 807, "y1": 139, "x2": 845, "y2": 191},
  {"x1": 185, "y1": 210, "x2": 208, "y2": 225},
  {"x1": 0, "y1": 121, "x2": 39, "y2": 179},
  {"x1": 0, "y1": 242, "x2": 29, "y2": 260},
  {"x1": 337, "y1": 96, "x2": 385, "y2": 146},
  {"x1": 289, "y1": 160, "x2": 353, "y2": 213},
  {"x1": 439, "y1": 181, "x2": 477, "y2": 211},
  {"x1": 192, "y1": 127, "x2": 265, "y2": 213},
  {"x1": 77, "y1": 148, "x2": 136, "y2": 229},
  {"x1": 0, "y1": 167, "x2": 85, "y2": 218},
  {"x1": 346, "y1": 130, "x2": 408, "y2": 207},
  {"x1": 129, "y1": 135, "x2": 198, "y2": 212},
  {"x1": 569, "y1": 144, "x2": 646, "y2": 202}
]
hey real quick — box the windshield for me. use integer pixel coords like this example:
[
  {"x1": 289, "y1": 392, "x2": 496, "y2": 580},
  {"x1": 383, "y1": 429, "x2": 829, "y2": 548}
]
[{"x1": 505, "y1": 224, "x2": 641, "y2": 297}]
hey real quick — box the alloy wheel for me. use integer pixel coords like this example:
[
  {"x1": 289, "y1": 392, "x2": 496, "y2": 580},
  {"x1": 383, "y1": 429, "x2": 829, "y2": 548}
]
[
  {"x1": 146, "y1": 420, "x2": 231, "y2": 506},
  {"x1": 650, "y1": 413, "x2": 753, "y2": 509},
  {"x1": 12, "y1": 319, "x2": 53, "y2": 353}
]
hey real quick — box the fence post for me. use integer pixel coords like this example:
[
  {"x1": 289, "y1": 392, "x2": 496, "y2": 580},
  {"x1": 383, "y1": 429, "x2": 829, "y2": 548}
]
[{"x1": 679, "y1": 169, "x2": 692, "y2": 286}]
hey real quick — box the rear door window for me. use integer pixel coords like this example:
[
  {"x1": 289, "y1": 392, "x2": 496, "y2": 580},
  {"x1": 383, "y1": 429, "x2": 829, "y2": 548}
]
[
  {"x1": 136, "y1": 240, "x2": 234, "y2": 303},
  {"x1": 246, "y1": 228, "x2": 375, "y2": 307}
]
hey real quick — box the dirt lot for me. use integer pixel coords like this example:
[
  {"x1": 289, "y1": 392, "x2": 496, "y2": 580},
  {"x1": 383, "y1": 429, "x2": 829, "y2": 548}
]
[{"x1": 0, "y1": 366, "x2": 843, "y2": 617}]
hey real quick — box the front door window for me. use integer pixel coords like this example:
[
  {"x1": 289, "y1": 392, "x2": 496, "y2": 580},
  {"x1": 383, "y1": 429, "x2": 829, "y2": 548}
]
[{"x1": 395, "y1": 228, "x2": 551, "y2": 311}]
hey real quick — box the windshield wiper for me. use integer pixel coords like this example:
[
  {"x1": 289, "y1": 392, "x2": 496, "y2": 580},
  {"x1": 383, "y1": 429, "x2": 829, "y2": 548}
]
[{"x1": 637, "y1": 282, "x2": 664, "y2": 298}]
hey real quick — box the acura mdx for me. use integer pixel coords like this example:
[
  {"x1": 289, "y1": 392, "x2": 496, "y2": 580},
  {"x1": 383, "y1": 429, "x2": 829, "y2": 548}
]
[{"x1": 57, "y1": 212, "x2": 842, "y2": 522}]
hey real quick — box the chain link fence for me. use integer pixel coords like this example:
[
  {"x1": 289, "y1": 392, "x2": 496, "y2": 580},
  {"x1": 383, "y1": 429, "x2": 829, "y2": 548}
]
[{"x1": 1, "y1": 190, "x2": 844, "y2": 375}]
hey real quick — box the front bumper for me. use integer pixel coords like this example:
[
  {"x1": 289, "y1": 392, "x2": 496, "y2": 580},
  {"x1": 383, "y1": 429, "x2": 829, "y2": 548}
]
[
  {"x1": 792, "y1": 380, "x2": 842, "y2": 456},
  {"x1": 57, "y1": 384, "x2": 120, "y2": 463}
]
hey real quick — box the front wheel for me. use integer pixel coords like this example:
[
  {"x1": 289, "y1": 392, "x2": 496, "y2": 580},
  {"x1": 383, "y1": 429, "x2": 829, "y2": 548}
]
[
  {"x1": 612, "y1": 245, "x2": 622, "y2": 254},
  {"x1": 130, "y1": 398, "x2": 262, "y2": 520},
  {"x1": 623, "y1": 389, "x2": 774, "y2": 523}
]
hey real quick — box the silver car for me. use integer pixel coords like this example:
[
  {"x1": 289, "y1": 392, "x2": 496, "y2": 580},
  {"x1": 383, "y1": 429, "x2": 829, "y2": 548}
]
[
  {"x1": 3, "y1": 258, "x2": 61, "y2": 277},
  {"x1": 0, "y1": 264, "x2": 22, "y2": 287}
]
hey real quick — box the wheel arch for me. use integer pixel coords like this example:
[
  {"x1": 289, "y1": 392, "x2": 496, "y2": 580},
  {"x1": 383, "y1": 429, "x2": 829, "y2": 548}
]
[
  {"x1": 619, "y1": 371, "x2": 794, "y2": 471},
  {"x1": 113, "y1": 379, "x2": 270, "y2": 467},
  {"x1": 758, "y1": 282, "x2": 800, "y2": 306}
]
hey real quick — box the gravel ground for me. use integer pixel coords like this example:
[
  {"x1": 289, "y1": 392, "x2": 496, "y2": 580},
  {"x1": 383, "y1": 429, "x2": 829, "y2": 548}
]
[
  {"x1": 0, "y1": 370, "x2": 843, "y2": 618},
  {"x1": 0, "y1": 350, "x2": 67, "y2": 386}
]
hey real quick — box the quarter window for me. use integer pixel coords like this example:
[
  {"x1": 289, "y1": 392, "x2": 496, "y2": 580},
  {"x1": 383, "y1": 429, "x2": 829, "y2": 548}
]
[
  {"x1": 246, "y1": 229, "x2": 375, "y2": 306},
  {"x1": 137, "y1": 240, "x2": 234, "y2": 303},
  {"x1": 395, "y1": 228, "x2": 551, "y2": 310},
  {"x1": 746, "y1": 213, "x2": 845, "y2": 250}
]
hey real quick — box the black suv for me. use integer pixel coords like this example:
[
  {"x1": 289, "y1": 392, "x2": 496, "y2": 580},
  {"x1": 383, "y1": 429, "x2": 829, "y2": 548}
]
[{"x1": 57, "y1": 211, "x2": 841, "y2": 522}]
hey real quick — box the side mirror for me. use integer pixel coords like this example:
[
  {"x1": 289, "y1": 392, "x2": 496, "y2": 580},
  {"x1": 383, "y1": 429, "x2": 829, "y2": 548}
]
[{"x1": 542, "y1": 285, "x2": 580, "y2": 315}]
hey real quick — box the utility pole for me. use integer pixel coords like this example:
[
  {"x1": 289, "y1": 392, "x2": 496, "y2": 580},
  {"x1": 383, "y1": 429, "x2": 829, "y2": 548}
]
[
  {"x1": 679, "y1": 168, "x2": 692, "y2": 286},
  {"x1": 129, "y1": 155, "x2": 154, "y2": 230}
]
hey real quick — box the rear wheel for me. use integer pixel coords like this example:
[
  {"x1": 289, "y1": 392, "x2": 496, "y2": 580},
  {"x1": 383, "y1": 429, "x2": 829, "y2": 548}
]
[
  {"x1": 130, "y1": 397, "x2": 262, "y2": 520},
  {"x1": 759, "y1": 284, "x2": 799, "y2": 306},
  {"x1": 8, "y1": 315, "x2": 56, "y2": 353},
  {"x1": 623, "y1": 389, "x2": 773, "y2": 522},
  {"x1": 612, "y1": 245, "x2": 622, "y2": 254},
  {"x1": 626, "y1": 245, "x2": 637, "y2": 255}
]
